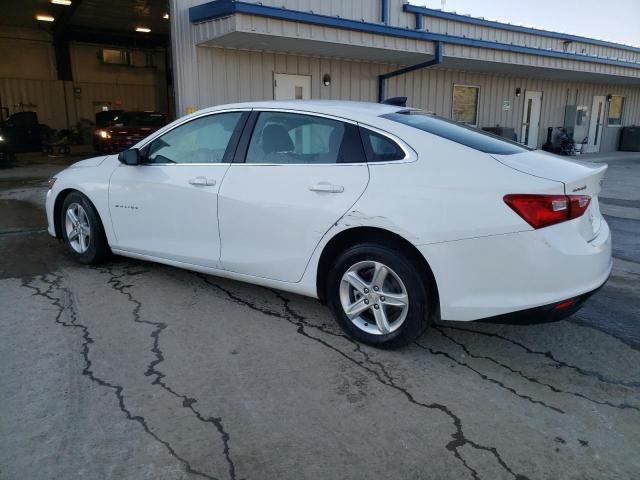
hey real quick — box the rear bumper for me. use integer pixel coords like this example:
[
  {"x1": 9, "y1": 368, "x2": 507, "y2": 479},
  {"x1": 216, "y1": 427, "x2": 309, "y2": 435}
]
[
  {"x1": 474, "y1": 281, "x2": 606, "y2": 325},
  {"x1": 418, "y1": 217, "x2": 612, "y2": 321}
]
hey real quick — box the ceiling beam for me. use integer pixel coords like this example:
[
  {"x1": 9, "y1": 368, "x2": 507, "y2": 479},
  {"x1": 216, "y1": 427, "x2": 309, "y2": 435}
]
[
  {"x1": 52, "y1": 0, "x2": 83, "y2": 81},
  {"x1": 63, "y1": 26, "x2": 169, "y2": 49}
]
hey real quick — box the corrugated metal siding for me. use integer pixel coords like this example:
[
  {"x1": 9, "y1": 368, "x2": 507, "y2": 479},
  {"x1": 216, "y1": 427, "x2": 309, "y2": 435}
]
[
  {"x1": 0, "y1": 78, "x2": 67, "y2": 129},
  {"x1": 235, "y1": 0, "x2": 382, "y2": 23},
  {"x1": 173, "y1": 0, "x2": 640, "y2": 152},
  {"x1": 192, "y1": 46, "x2": 640, "y2": 150},
  {"x1": 227, "y1": 0, "x2": 640, "y2": 64},
  {"x1": 234, "y1": 14, "x2": 433, "y2": 56},
  {"x1": 195, "y1": 46, "x2": 386, "y2": 107}
]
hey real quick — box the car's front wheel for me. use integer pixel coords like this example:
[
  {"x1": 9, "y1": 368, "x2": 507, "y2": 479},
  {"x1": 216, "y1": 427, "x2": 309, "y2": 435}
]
[
  {"x1": 60, "y1": 191, "x2": 110, "y2": 264},
  {"x1": 326, "y1": 243, "x2": 432, "y2": 348}
]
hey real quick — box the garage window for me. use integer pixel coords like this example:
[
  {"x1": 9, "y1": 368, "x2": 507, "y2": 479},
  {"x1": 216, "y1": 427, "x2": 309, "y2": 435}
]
[
  {"x1": 452, "y1": 85, "x2": 480, "y2": 125},
  {"x1": 607, "y1": 95, "x2": 624, "y2": 126}
]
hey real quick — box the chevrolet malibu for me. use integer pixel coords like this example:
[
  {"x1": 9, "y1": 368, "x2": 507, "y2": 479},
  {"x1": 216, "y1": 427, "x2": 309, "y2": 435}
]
[{"x1": 46, "y1": 101, "x2": 611, "y2": 348}]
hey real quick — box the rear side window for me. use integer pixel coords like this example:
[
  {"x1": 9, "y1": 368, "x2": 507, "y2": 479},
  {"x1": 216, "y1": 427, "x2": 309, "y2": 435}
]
[
  {"x1": 245, "y1": 112, "x2": 366, "y2": 164},
  {"x1": 359, "y1": 128, "x2": 406, "y2": 162},
  {"x1": 382, "y1": 112, "x2": 529, "y2": 155}
]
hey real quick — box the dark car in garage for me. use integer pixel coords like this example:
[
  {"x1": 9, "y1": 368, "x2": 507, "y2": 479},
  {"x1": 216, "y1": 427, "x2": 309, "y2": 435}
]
[
  {"x1": 0, "y1": 111, "x2": 50, "y2": 154},
  {"x1": 94, "y1": 111, "x2": 167, "y2": 153}
]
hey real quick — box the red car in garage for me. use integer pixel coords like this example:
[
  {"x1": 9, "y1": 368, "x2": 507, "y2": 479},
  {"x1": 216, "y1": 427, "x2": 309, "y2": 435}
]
[{"x1": 95, "y1": 111, "x2": 167, "y2": 153}]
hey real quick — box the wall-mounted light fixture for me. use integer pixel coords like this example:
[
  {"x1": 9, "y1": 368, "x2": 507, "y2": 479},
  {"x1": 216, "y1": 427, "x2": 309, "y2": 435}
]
[
  {"x1": 135, "y1": 27, "x2": 151, "y2": 33},
  {"x1": 606, "y1": 94, "x2": 613, "y2": 102},
  {"x1": 35, "y1": 14, "x2": 55, "y2": 22},
  {"x1": 323, "y1": 74, "x2": 331, "y2": 86},
  {"x1": 515, "y1": 88, "x2": 521, "y2": 97}
]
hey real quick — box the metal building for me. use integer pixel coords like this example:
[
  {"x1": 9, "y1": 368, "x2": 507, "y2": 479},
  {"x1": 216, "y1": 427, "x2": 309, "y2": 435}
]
[{"x1": 170, "y1": 0, "x2": 640, "y2": 152}]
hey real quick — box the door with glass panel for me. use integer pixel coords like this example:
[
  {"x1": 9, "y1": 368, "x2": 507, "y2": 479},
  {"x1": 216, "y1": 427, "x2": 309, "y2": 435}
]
[
  {"x1": 587, "y1": 96, "x2": 606, "y2": 153},
  {"x1": 521, "y1": 91, "x2": 542, "y2": 148}
]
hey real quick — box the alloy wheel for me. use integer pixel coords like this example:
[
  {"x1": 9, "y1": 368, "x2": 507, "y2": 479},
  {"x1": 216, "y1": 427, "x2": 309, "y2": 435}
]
[
  {"x1": 65, "y1": 202, "x2": 91, "y2": 254},
  {"x1": 339, "y1": 260, "x2": 409, "y2": 335}
]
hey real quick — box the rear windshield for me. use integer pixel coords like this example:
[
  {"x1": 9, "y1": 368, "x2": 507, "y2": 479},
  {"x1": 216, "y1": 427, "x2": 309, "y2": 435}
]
[
  {"x1": 382, "y1": 111, "x2": 529, "y2": 155},
  {"x1": 112, "y1": 112, "x2": 166, "y2": 127}
]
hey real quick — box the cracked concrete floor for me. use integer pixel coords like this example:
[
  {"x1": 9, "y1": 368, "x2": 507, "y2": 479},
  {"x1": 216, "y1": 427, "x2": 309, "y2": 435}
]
[{"x1": 1, "y1": 153, "x2": 639, "y2": 480}]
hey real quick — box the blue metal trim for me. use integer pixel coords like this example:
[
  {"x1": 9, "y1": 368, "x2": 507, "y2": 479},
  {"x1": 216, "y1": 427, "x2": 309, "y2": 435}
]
[
  {"x1": 378, "y1": 41, "x2": 443, "y2": 102},
  {"x1": 189, "y1": 0, "x2": 237, "y2": 23},
  {"x1": 188, "y1": 1, "x2": 640, "y2": 70},
  {"x1": 381, "y1": 0, "x2": 388, "y2": 24},
  {"x1": 403, "y1": 4, "x2": 640, "y2": 55}
]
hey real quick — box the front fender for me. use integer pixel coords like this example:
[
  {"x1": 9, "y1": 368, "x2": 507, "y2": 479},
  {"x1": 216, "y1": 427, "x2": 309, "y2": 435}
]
[{"x1": 47, "y1": 156, "x2": 119, "y2": 244}]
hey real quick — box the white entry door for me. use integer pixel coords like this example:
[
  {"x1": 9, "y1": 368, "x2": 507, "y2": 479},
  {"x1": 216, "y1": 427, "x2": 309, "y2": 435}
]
[
  {"x1": 274, "y1": 73, "x2": 311, "y2": 100},
  {"x1": 521, "y1": 91, "x2": 542, "y2": 148},
  {"x1": 587, "y1": 95, "x2": 606, "y2": 153}
]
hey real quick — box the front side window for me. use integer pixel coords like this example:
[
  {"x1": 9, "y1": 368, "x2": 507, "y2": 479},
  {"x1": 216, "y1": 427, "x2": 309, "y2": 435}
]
[
  {"x1": 452, "y1": 85, "x2": 480, "y2": 125},
  {"x1": 146, "y1": 112, "x2": 243, "y2": 164},
  {"x1": 607, "y1": 95, "x2": 624, "y2": 126},
  {"x1": 245, "y1": 112, "x2": 366, "y2": 164}
]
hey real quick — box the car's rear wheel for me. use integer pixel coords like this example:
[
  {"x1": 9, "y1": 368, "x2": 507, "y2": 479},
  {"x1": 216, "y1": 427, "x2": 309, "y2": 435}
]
[
  {"x1": 326, "y1": 243, "x2": 432, "y2": 348},
  {"x1": 61, "y1": 191, "x2": 110, "y2": 264}
]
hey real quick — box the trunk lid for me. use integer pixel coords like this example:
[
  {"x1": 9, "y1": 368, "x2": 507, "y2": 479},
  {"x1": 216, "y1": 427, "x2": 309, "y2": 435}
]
[{"x1": 492, "y1": 150, "x2": 607, "y2": 241}]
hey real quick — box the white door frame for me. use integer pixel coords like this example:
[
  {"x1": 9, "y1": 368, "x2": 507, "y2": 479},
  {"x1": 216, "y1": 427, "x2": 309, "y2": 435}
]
[
  {"x1": 587, "y1": 95, "x2": 606, "y2": 153},
  {"x1": 273, "y1": 73, "x2": 312, "y2": 101},
  {"x1": 521, "y1": 91, "x2": 542, "y2": 148}
]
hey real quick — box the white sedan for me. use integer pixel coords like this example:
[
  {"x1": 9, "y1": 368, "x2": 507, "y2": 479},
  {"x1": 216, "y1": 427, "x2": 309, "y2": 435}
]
[{"x1": 46, "y1": 101, "x2": 612, "y2": 347}]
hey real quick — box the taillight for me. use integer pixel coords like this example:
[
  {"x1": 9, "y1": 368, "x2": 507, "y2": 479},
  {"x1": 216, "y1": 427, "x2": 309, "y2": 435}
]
[{"x1": 503, "y1": 194, "x2": 591, "y2": 229}]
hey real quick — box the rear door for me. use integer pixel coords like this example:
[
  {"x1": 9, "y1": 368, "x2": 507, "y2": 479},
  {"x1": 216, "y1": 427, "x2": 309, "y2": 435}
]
[{"x1": 217, "y1": 110, "x2": 369, "y2": 282}]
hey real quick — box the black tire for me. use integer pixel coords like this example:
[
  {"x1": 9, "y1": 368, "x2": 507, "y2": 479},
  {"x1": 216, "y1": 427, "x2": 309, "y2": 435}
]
[
  {"x1": 326, "y1": 243, "x2": 432, "y2": 349},
  {"x1": 60, "y1": 191, "x2": 111, "y2": 264}
]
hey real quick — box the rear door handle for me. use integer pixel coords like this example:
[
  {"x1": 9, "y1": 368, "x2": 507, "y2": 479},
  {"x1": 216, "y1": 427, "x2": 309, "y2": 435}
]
[
  {"x1": 309, "y1": 183, "x2": 344, "y2": 193},
  {"x1": 189, "y1": 177, "x2": 216, "y2": 186}
]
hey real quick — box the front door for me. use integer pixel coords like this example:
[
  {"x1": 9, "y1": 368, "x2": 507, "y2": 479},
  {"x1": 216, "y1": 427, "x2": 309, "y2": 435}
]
[
  {"x1": 521, "y1": 91, "x2": 542, "y2": 148},
  {"x1": 218, "y1": 110, "x2": 369, "y2": 282},
  {"x1": 274, "y1": 73, "x2": 311, "y2": 101},
  {"x1": 108, "y1": 111, "x2": 248, "y2": 267},
  {"x1": 587, "y1": 95, "x2": 606, "y2": 153}
]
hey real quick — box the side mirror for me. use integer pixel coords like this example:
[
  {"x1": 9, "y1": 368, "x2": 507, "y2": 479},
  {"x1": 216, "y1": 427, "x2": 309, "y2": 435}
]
[{"x1": 118, "y1": 148, "x2": 140, "y2": 166}]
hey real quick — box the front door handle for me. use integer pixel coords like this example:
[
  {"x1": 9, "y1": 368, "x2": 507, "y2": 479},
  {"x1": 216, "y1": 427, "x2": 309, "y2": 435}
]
[
  {"x1": 189, "y1": 177, "x2": 216, "y2": 186},
  {"x1": 309, "y1": 183, "x2": 344, "y2": 193}
]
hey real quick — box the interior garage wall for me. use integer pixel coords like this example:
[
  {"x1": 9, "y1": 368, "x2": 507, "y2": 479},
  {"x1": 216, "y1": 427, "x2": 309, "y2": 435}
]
[
  {"x1": 194, "y1": 46, "x2": 640, "y2": 148},
  {"x1": 0, "y1": 27, "x2": 168, "y2": 130}
]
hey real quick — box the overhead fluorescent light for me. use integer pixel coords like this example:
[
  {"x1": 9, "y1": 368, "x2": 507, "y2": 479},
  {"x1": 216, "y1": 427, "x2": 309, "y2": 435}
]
[
  {"x1": 36, "y1": 14, "x2": 55, "y2": 22},
  {"x1": 163, "y1": 13, "x2": 169, "y2": 19},
  {"x1": 135, "y1": 27, "x2": 151, "y2": 33},
  {"x1": 51, "y1": 0, "x2": 72, "y2": 5}
]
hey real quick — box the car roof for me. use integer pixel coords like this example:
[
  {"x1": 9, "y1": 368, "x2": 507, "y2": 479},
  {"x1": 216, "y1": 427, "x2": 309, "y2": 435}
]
[{"x1": 194, "y1": 100, "x2": 407, "y2": 121}]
